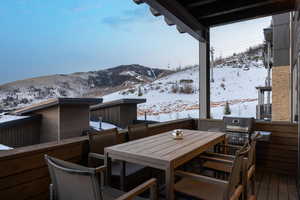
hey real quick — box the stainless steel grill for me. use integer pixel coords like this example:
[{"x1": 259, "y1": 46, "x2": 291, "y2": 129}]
[{"x1": 223, "y1": 117, "x2": 254, "y2": 146}]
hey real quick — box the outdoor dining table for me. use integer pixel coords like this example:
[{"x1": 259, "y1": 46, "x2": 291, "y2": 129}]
[{"x1": 104, "y1": 129, "x2": 226, "y2": 200}]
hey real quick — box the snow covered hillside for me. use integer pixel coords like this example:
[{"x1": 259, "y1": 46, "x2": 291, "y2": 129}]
[
  {"x1": 104, "y1": 49, "x2": 267, "y2": 121},
  {"x1": 0, "y1": 65, "x2": 171, "y2": 111}
]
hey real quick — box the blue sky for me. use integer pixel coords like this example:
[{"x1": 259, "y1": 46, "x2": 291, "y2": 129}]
[{"x1": 0, "y1": 0, "x2": 271, "y2": 84}]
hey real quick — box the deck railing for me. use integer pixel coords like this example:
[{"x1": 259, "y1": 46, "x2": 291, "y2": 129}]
[
  {"x1": 0, "y1": 118, "x2": 297, "y2": 199},
  {"x1": 0, "y1": 118, "x2": 194, "y2": 200},
  {"x1": 256, "y1": 104, "x2": 272, "y2": 120},
  {"x1": 197, "y1": 118, "x2": 298, "y2": 175}
]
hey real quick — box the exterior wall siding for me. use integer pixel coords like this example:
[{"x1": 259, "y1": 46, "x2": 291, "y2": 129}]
[
  {"x1": 272, "y1": 65, "x2": 291, "y2": 121},
  {"x1": 34, "y1": 107, "x2": 59, "y2": 143},
  {"x1": 59, "y1": 105, "x2": 90, "y2": 139},
  {"x1": 0, "y1": 116, "x2": 41, "y2": 147},
  {"x1": 91, "y1": 106, "x2": 121, "y2": 127},
  {"x1": 90, "y1": 104, "x2": 139, "y2": 128},
  {"x1": 294, "y1": 0, "x2": 300, "y2": 190}
]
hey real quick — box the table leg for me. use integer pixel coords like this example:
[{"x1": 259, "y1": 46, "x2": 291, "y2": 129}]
[
  {"x1": 120, "y1": 161, "x2": 126, "y2": 191},
  {"x1": 165, "y1": 167, "x2": 175, "y2": 200},
  {"x1": 104, "y1": 152, "x2": 112, "y2": 186}
]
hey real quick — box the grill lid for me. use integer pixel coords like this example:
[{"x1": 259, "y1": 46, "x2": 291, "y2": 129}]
[{"x1": 223, "y1": 117, "x2": 254, "y2": 133}]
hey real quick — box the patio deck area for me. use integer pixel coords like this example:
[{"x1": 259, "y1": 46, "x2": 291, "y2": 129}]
[
  {"x1": 158, "y1": 171, "x2": 298, "y2": 200},
  {"x1": 0, "y1": 119, "x2": 298, "y2": 200},
  {"x1": 256, "y1": 171, "x2": 299, "y2": 200}
]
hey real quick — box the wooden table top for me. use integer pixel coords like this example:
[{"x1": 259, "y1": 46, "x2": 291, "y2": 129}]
[{"x1": 105, "y1": 129, "x2": 225, "y2": 168}]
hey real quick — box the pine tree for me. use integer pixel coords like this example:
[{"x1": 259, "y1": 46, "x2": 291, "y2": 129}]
[
  {"x1": 224, "y1": 101, "x2": 231, "y2": 115},
  {"x1": 138, "y1": 86, "x2": 143, "y2": 96}
]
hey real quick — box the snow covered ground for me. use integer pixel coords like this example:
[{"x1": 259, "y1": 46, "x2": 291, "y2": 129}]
[
  {"x1": 90, "y1": 121, "x2": 120, "y2": 130},
  {"x1": 0, "y1": 144, "x2": 13, "y2": 150},
  {"x1": 0, "y1": 115, "x2": 28, "y2": 123},
  {"x1": 103, "y1": 60, "x2": 267, "y2": 122}
]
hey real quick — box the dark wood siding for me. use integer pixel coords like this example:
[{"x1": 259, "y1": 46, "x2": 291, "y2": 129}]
[
  {"x1": 91, "y1": 105, "x2": 121, "y2": 126},
  {"x1": 196, "y1": 119, "x2": 298, "y2": 175},
  {"x1": 90, "y1": 104, "x2": 140, "y2": 128},
  {"x1": 0, "y1": 136, "x2": 89, "y2": 200},
  {"x1": 255, "y1": 121, "x2": 298, "y2": 175},
  {"x1": 0, "y1": 115, "x2": 41, "y2": 148}
]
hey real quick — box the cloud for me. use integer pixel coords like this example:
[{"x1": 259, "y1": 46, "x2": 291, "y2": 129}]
[
  {"x1": 71, "y1": 2, "x2": 101, "y2": 13},
  {"x1": 101, "y1": 7, "x2": 156, "y2": 28},
  {"x1": 101, "y1": 16, "x2": 132, "y2": 28}
]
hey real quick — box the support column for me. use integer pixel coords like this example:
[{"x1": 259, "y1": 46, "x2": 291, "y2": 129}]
[
  {"x1": 199, "y1": 30, "x2": 210, "y2": 119},
  {"x1": 298, "y1": 55, "x2": 300, "y2": 187}
]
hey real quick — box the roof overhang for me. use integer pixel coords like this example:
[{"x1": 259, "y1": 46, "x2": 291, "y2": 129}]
[
  {"x1": 134, "y1": 0, "x2": 296, "y2": 41},
  {"x1": 90, "y1": 98, "x2": 146, "y2": 110},
  {"x1": 15, "y1": 98, "x2": 103, "y2": 115},
  {"x1": 134, "y1": 0, "x2": 209, "y2": 41}
]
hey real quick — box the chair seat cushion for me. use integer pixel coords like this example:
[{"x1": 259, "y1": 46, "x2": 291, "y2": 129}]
[
  {"x1": 103, "y1": 186, "x2": 146, "y2": 200},
  {"x1": 174, "y1": 177, "x2": 227, "y2": 200},
  {"x1": 111, "y1": 161, "x2": 146, "y2": 177}
]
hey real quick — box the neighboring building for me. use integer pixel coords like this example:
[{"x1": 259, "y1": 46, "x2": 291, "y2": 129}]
[
  {"x1": 260, "y1": 13, "x2": 299, "y2": 122},
  {"x1": 90, "y1": 98, "x2": 146, "y2": 128},
  {"x1": 0, "y1": 97, "x2": 148, "y2": 148},
  {"x1": 291, "y1": 9, "x2": 300, "y2": 123},
  {"x1": 15, "y1": 98, "x2": 102, "y2": 143},
  {"x1": 271, "y1": 13, "x2": 292, "y2": 121}
]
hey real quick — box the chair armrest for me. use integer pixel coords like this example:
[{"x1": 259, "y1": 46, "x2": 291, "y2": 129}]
[
  {"x1": 88, "y1": 153, "x2": 105, "y2": 167},
  {"x1": 95, "y1": 165, "x2": 106, "y2": 173},
  {"x1": 229, "y1": 184, "x2": 243, "y2": 200},
  {"x1": 247, "y1": 165, "x2": 255, "y2": 180},
  {"x1": 88, "y1": 152, "x2": 105, "y2": 160},
  {"x1": 220, "y1": 144, "x2": 242, "y2": 149},
  {"x1": 199, "y1": 155, "x2": 234, "y2": 165},
  {"x1": 115, "y1": 178, "x2": 157, "y2": 200},
  {"x1": 203, "y1": 152, "x2": 235, "y2": 160},
  {"x1": 175, "y1": 170, "x2": 228, "y2": 186}
]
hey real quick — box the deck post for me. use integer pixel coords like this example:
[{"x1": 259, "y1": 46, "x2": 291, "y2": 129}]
[
  {"x1": 199, "y1": 29, "x2": 210, "y2": 119},
  {"x1": 298, "y1": 54, "x2": 300, "y2": 186}
]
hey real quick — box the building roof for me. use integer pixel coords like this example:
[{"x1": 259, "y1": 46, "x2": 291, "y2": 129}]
[
  {"x1": 0, "y1": 114, "x2": 41, "y2": 128},
  {"x1": 15, "y1": 98, "x2": 103, "y2": 115},
  {"x1": 90, "y1": 98, "x2": 146, "y2": 110},
  {"x1": 256, "y1": 86, "x2": 272, "y2": 91},
  {"x1": 133, "y1": 0, "x2": 296, "y2": 41}
]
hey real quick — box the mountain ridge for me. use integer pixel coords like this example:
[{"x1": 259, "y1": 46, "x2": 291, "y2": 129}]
[{"x1": 0, "y1": 64, "x2": 172, "y2": 110}]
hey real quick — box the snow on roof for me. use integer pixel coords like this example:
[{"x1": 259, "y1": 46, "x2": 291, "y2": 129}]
[
  {"x1": 0, "y1": 115, "x2": 29, "y2": 124},
  {"x1": 90, "y1": 121, "x2": 120, "y2": 131},
  {"x1": 0, "y1": 144, "x2": 13, "y2": 150},
  {"x1": 15, "y1": 98, "x2": 103, "y2": 115}
]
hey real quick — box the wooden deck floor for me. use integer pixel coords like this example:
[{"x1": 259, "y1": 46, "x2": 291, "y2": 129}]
[{"x1": 256, "y1": 172, "x2": 299, "y2": 200}]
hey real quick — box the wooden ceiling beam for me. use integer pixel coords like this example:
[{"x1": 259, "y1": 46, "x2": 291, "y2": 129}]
[
  {"x1": 190, "y1": 0, "x2": 294, "y2": 19},
  {"x1": 198, "y1": 0, "x2": 278, "y2": 20},
  {"x1": 202, "y1": 1, "x2": 295, "y2": 27},
  {"x1": 184, "y1": 0, "x2": 217, "y2": 9},
  {"x1": 134, "y1": 0, "x2": 209, "y2": 41}
]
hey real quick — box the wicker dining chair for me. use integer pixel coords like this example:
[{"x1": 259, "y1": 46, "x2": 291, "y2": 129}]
[
  {"x1": 44, "y1": 155, "x2": 157, "y2": 200},
  {"x1": 88, "y1": 128, "x2": 149, "y2": 191},
  {"x1": 174, "y1": 148, "x2": 247, "y2": 200},
  {"x1": 88, "y1": 128, "x2": 124, "y2": 166},
  {"x1": 127, "y1": 123, "x2": 150, "y2": 141}
]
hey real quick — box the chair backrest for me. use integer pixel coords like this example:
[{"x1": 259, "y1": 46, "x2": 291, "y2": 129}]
[
  {"x1": 128, "y1": 123, "x2": 149, "y2": 141},
  {"x1": 226, "y1": 147, "x2": 249, "y2": 200},
  {"x1": 45, "y1": 155, "x2": 103, "y2": 200},
  {"x1": 88, "y1": 128, "x2": 122, "y2": 155},
  {"x1": 247, "y1": 133, "x2": 259, "y2": 169}
]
